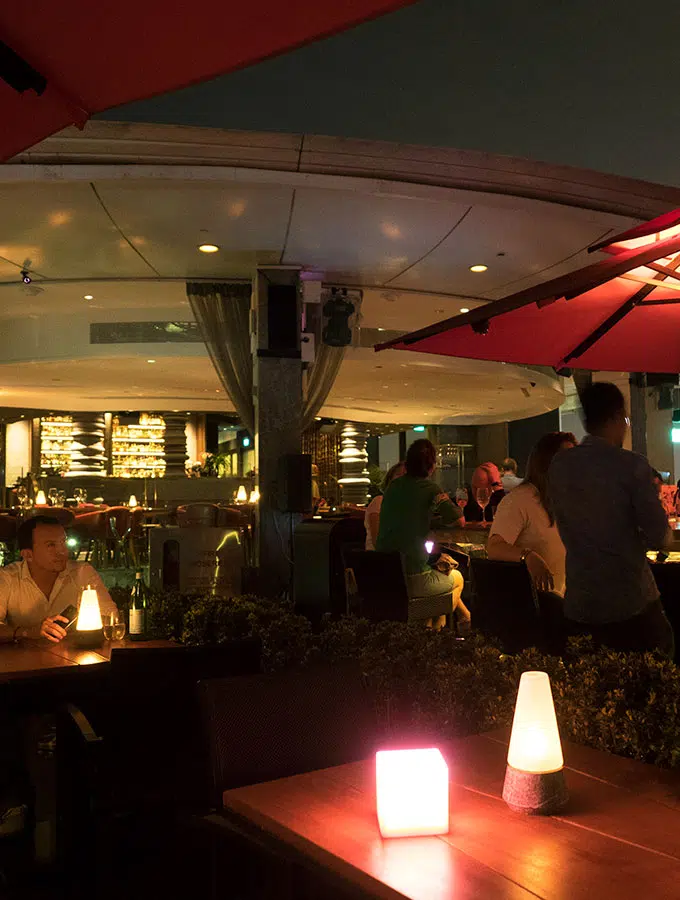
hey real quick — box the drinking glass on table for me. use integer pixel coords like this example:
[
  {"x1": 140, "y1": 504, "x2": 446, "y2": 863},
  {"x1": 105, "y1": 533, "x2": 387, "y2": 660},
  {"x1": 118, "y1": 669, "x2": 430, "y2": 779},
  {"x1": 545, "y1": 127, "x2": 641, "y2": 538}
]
[
  {"x1": 455, "y1": 487, "x2": 468, "y2": 510},
  {"x1": 476, "y1": 487, "x2": 491, "y2": 522},
  {"x1": 48, "y1": 488, "x2": 59, "y2": 506},
  {"x1": 57, "y1": 490, "x2": 66, "y2": 506},
  {"x1": 103, "y1": 610, "x2": 126, "y2": 641}
]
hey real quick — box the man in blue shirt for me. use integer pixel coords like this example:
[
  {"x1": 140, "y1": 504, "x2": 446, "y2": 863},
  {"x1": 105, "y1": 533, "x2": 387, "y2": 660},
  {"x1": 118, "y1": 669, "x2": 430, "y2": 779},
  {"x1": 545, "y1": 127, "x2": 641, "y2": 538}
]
[{"x1": 549, "y1": 382, "x2": 672, "y2": 655}]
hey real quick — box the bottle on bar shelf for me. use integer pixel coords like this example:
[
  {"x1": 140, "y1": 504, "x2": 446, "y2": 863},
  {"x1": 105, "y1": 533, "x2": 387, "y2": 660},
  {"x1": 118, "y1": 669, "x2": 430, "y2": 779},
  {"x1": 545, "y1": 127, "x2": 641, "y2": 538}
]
[{"x1": 128, "y1": 570, "x2": 148, "y2": 641}]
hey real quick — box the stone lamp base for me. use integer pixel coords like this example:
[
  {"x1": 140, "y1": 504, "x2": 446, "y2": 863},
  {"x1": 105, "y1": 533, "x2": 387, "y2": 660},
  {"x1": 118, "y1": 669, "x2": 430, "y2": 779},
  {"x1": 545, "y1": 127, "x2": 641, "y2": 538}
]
[
  {"x1": 502, "y1": 765, "x2": 568, "y2": 815},
  {"x1": 72, "y1": 628, "x2": 103, "y2": 649}
]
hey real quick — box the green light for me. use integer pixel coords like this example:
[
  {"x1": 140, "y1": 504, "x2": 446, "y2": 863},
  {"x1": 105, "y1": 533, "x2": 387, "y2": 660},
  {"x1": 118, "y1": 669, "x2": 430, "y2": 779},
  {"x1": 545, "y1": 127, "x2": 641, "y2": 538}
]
[
  {"x1": 672, "y1": 427, "x2": 680, "y2": 444},
  {"x1": 66, "y1": 536, "x2": 79, "y2": 548},
  {"x1": 413, "y1": 425, "x2": 426, "y2": 432}
]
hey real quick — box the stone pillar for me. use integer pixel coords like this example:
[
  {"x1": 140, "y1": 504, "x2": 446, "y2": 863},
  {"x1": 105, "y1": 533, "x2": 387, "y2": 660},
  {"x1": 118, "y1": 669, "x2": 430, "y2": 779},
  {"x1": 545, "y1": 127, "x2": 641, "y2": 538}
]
[
  {"x1": 253, "y1": 268, "x2": 303, "y2": 596},
  {"x1": 67, "y1": 413, "x2": 106, "y2": 477},
  {"x1": 164, "y1": 414, "x2": 188, "y2": 476},
  {"x1": 338, "y1": 422, "x2": 369, "y2": 506},
  {"x1": 629, "y1": 372, "x2": 648, "y2": 457}
]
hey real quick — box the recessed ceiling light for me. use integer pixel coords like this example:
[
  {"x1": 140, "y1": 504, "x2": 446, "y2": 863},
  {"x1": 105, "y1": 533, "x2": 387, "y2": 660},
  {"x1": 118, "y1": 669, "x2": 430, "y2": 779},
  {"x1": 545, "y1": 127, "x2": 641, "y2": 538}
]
[
  {"x1": 460, "y1": 307, "x2": 470, "y2": 313},
  {"x1": 377, "y1": 327, "x2": 385, "y2": 331},
  {"x1": 83, "y1": 294, "x2": 93, "y2": 300},
  {"x1": 198, "y1": 243, "x2": 219, "y2": 253},
  {"x1": 469, "y1": 264, "x2": 488, "y2": 273},
  {"x1": 147, "y1": 359, "x2": 156, "y2": 364}
]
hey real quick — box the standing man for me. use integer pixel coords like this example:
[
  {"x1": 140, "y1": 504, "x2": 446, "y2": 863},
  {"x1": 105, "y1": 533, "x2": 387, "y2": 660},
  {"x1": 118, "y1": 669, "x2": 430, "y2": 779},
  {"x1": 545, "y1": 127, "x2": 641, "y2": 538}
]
[
  {"x1": 0, "y1": 515, "x2": 117, "y2": 643},
  {"x1": 549, "y1": 383, "x2": 672, "y2": 655}
]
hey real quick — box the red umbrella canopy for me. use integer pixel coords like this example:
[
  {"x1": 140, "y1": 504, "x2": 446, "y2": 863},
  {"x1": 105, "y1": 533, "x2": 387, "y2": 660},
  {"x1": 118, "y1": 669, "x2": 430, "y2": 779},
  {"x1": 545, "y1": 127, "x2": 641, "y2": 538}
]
[
  {"x1": 0, "y1": 0, "x2": 415, "y2": 161},
  {"x1": 377, "y1": 211, "x2": 680, "y2": 373}
]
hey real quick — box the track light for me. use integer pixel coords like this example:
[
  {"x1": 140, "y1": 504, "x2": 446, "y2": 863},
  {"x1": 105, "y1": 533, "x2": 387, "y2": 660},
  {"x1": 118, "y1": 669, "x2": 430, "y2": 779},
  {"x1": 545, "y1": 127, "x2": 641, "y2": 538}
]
[{"x1": 20, "y1": 269, "x2": 31, "y2": 284}]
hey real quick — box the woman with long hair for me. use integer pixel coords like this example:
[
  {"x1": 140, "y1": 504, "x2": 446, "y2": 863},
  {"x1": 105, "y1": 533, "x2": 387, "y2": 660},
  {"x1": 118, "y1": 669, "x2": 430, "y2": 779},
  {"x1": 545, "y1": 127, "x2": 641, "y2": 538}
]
[
  {"x1": 487, "y1": 431, "x2": 577, "y2": 594},
  {"x1": 364, "y1": 461, "x2": 405, "y2": 551},
  {"x1": 377, "y1": 438, "x2": 469, "y2": 626}
]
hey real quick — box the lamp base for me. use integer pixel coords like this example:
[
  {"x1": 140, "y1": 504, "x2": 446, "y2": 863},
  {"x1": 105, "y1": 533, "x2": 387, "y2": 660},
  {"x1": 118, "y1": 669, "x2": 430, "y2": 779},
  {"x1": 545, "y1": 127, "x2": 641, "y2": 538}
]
[
  {"x1": 502, "y1": 765, "x2": 568, "y2": 815},
  {"x1": 73, "y1": 628, "x2": 103, "y2": 649}
]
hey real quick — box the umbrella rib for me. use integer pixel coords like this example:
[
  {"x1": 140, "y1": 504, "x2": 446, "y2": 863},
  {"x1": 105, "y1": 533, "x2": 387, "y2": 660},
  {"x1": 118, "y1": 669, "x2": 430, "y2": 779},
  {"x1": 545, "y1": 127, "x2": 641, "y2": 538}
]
[{"x1": 562, "y1": 255, "x2": 680, "y2": 365}]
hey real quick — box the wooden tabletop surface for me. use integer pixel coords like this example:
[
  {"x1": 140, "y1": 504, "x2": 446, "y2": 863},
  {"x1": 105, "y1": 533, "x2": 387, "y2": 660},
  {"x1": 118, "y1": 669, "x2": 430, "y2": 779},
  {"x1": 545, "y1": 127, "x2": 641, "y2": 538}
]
[
  {"x1": 223, "y1": 731, "x2": 680, "y2": 900},
  {"x1": 0, "y1": 636, "x2": 177, "y2": 682}
]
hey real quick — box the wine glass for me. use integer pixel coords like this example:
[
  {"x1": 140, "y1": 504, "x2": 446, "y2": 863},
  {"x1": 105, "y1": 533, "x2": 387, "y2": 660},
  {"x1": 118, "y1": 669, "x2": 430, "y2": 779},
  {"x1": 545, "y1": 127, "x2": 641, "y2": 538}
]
[
  {"x1": 48, "y1": 488, "x2": 59, "y2": 506},
  {"x1": 455, "y1": 487, "x2": 468, "y2": 510},
  {"x1": 73, "y1": 487, "x2": 83, "y2": 505},
  {"x1": 476, "y1": 487, "x2": 491, "y2": 522},
  {"x1": 57, "y1": 490, "x2": 66, "y2": 507},
  {"x1": 103, "y1": 610, "x2": 126, "y2": 641}
]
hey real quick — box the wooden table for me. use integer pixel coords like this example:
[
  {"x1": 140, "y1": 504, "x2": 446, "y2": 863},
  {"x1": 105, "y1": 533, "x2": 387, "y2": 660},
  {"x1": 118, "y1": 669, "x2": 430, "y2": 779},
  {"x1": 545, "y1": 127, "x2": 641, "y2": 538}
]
[
  {"x1": 0, "y1": 637, "x2": 176, "y2": 683},
  {"x1": 222, "y1": 731, "x2": 680, "y2": 900}
]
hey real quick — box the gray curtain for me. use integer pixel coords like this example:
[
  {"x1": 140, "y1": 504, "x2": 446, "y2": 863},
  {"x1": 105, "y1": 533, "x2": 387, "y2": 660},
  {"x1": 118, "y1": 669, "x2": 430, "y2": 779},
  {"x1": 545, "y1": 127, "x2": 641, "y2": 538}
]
[
  {"x1": 301, "y1": 292, "x2": 362, "y2": 431},
  {"x1": 187, "y1": 282, "x2": 254, "y2": 434}
]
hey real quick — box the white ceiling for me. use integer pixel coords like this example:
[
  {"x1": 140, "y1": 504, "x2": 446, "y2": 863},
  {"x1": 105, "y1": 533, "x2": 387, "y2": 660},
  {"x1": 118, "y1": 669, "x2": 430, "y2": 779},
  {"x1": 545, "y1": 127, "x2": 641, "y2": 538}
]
[{"x1": 0, "y1": 122, "x2": 662, "y2": 423}]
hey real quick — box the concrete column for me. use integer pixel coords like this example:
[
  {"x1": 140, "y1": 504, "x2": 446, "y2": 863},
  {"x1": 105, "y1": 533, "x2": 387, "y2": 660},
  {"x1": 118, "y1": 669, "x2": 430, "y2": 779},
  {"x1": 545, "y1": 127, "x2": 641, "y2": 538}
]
[
  {"x1": 339, "y1": 422, "x2": 369, "y2": 506},
  {"x1": 253, "y1": 268, "x2": 303, "y2": 595},
  {"x1": 164, "y1": 414, "x2": 188, "y2": 476},
  {"x1": 68, "y1": 413, "x2": 106, "y2": 477},
  {"x1": 629, "y1": 372, "x2": 647, "y2": 457}
]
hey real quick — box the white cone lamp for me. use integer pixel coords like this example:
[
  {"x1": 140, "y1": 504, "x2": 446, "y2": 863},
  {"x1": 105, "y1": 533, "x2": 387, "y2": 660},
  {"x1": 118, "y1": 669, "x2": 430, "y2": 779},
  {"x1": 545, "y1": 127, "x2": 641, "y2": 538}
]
[
  {"x1": 249, "y1": 488, "x2": 260, "y2": 504},
  {"x1": 35, "y1": 490, "x2": 47, "y2": 506},
  {"x1": 236, "y1": 485, "x2": 248, "y2": 503},
  {"x1": 376, "y1": 748, "x2": 449, "y2": 838},
  {"x1": 74, "y1": 585, "x2": 104, "y2": 648},
  {"x1": 128, "y1": 494, "x2": 138, "y2": 508},
  {"x1": 502, "y1": 671, "x2": 568, "y2": 815}
]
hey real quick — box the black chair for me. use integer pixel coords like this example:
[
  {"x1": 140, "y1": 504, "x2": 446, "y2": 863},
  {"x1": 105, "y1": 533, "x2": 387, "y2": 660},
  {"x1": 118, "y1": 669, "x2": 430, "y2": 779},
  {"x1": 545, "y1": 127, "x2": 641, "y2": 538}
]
[
  {"x1": 470, "y1": 557, "x2": 564, "y2": 654},
  {"x1": 651, "y1": 561, "x2": 680, "y2": 663},
  {"x1": 56, "y1": 640, "x2": 263, "y2": 855},
  {"x1": 344, "y1": 549, "x2": 453, "y2": 624},
  {"x1": 198, "y1": 661, "x2": 378, "y2": 806}
]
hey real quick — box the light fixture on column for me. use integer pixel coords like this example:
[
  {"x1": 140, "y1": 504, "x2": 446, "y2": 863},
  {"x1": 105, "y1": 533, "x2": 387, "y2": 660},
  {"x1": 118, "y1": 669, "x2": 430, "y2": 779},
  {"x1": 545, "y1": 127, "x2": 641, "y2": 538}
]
[
  {"x1": 74, "y1": 585, "x2": 103, "y2": 648},
  {"x1": 376, "y1": 748, "x2": 449, "y2": 838},
  {"x1": 502, "y1": 671, "x2": 568, "y2": 815}
]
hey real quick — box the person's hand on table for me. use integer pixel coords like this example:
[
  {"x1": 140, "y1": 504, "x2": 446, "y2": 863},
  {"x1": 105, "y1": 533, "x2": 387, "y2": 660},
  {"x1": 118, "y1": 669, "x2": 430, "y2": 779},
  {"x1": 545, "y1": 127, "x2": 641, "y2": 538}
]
[
  {"x1": 40, "y1": 615, "x2": 69, "y2": 644},
  {"x1": 525, "y1": 552, "x2": 554, "y2": 592}
]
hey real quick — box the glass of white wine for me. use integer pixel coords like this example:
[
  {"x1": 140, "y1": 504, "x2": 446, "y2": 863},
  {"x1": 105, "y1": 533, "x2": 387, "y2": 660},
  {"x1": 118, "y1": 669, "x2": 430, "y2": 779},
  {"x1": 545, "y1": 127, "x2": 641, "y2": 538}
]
[{"x1": 103, "y1": 610, "x2": 126, "y2": 641}]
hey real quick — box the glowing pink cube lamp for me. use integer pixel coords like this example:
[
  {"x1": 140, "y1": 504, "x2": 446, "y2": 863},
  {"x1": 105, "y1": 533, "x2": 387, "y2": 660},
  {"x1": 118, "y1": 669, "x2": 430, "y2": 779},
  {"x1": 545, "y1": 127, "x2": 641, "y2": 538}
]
[{"x1": 375, "y1": 748, "x2": 449, "y2": 838}]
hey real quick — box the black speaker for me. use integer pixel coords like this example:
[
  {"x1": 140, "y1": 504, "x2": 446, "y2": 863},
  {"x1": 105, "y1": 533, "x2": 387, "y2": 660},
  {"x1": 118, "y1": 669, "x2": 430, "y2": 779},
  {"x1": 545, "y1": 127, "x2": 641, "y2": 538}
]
[{"x1": 277, "y1": 454, "x2": 312, "y2": 513}]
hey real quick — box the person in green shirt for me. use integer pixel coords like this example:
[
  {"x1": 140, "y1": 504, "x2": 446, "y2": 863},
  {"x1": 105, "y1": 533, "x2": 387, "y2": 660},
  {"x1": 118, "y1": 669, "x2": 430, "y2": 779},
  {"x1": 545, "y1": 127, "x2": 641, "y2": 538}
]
[{"x1": 376, "y1": 439, "x2": 469, "y2": 627}]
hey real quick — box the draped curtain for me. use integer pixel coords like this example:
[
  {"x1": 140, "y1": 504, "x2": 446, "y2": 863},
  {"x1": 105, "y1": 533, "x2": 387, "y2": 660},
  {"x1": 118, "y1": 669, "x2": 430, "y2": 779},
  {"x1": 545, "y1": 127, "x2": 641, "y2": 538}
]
[
  {"x1": 187, "y1": 282, "x2": 254, "y2": 434},
  {"x1": 301, "y1": 291, "x2": 362, "y2": 431},
  {"x1": 188, "y1": 280, "x2": 360, "y2": 435}
]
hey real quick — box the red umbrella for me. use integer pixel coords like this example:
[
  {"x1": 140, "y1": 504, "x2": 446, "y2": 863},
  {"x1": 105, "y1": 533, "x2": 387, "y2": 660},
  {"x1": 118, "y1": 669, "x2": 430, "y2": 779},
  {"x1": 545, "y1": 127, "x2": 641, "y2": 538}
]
[
  {"x1": 0, "y1": 0, "x2": 414, "y2": 161},
  {"x1": 376, "y1": 211, "x2": 680, "y2": 373}
]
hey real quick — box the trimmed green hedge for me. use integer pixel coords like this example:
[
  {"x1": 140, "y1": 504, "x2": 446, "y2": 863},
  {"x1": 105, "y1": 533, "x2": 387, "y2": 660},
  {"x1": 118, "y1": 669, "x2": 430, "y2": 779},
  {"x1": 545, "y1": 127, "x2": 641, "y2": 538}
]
[{"x1": 110, "y1": 587, "x2": 680, "y2": 769}]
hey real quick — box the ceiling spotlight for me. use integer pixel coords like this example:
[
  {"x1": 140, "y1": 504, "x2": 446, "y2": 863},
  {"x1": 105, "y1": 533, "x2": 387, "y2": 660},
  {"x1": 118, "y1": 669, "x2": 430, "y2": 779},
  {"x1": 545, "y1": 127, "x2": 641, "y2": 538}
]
[
  {"x1": 469, "y1": 264, "x2": 488, "y2": 273},
  {"x1": 459, "y1": 307, "x2": 470, "y2": 313},
  {"x1": 198, "y1": 243, "x2": 219, "y2": 253},
  {"x1": 147, "y1": 359, "x2": 156, "y2": 364},
  {"x1": 84, "y1": 294, "x2": 93, "y2": 300},
  {"x1": 20, "y1": 269, "x2": 31, "y2": 284}
]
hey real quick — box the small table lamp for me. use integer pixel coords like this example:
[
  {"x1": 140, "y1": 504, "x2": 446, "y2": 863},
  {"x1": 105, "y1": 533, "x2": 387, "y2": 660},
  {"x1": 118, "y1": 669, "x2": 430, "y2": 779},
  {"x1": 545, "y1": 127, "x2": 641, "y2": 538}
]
[
  {"x1": 236, "y1": 485, "x2": 248, "y2": 503},
  {"x1": 35, "y1": 490, "x2": 47, "y2": 506},
  {"x1": 376, "y1": 748, "x2": 449, "y2": 838},
  {"x1": 128, "y1": 494, "x2": 138, "y2": 508},
  {"x1": 502, "y1": 671, "x2": 568, "y2": 815},
  {"x1": 74, "y1": 585, "x2": 104, "y2": 648}
]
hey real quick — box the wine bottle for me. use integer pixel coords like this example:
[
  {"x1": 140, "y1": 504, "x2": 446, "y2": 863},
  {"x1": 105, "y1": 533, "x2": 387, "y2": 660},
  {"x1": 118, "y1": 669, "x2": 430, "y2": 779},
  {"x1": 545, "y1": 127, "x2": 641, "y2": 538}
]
[{"x1": 128, "y1": 570, "x2": 147, "y2": 641}]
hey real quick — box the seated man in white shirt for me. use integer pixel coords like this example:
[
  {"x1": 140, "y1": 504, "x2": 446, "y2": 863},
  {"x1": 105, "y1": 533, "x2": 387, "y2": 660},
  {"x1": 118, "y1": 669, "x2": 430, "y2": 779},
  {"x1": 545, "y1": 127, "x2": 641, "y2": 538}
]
[{"x1": 0, "y1": 515, "x2": 117, "y2": 644}]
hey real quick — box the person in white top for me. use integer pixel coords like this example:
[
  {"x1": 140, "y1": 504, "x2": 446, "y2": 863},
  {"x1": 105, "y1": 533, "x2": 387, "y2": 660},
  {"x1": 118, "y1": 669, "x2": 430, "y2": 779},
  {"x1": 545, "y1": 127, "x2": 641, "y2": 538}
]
[
  {"x1": 500, "y1": 458, "x2": 523, "y2": 492},
  {"x1": 0, "y1": 515, "x2": 117, "y2": 643},
  {"x1": 488, "y1": 433, "x2": 577, "y2": 595},
  {"x1": 364, "y1": 462, "x2": 406, "y2": 550}
]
